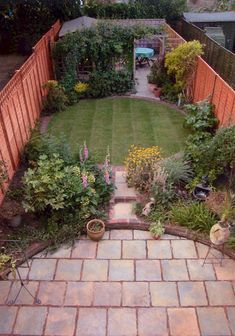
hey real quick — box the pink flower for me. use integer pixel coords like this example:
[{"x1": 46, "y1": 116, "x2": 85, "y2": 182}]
[
  {"x1": 79, "y1": 149, "x2": 84, "y2": 163},
  {"x1": 104, "y1": 170, "x2": 110, "y2": 185},
  {"x1": 82, "y1": 173, "x2": 88, "y2": 188},
  {"x1": 84, "y1": 142, "x2": 89, "y2": 160}
]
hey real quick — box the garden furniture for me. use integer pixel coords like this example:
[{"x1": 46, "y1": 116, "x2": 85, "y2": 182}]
[{"x1": 135, "y1": 47, "x2": 154, "y2": 67}]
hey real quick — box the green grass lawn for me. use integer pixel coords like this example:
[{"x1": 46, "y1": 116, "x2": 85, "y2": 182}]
[{"x1": 49, "y1": 97, "x2": 190, "y2": 165}]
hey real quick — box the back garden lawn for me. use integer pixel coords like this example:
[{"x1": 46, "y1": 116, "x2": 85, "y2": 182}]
[{"x1": 49, "y1": 97, "x2": 190, "y2": 164}]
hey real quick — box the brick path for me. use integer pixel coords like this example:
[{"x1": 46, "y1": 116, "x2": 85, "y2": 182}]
[{"x1": 0, "y1": 231, "x2": 235, "y2": 335}]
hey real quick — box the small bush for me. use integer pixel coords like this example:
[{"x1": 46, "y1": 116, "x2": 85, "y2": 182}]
[
  {"x1": 88, "y1": 70, "x2": 133, "y2": 98},
  {"x1": 22, "y1": 142, "x2": 114, "y2": 236},
  {"x1": 170, "y1": 201, "x2": 218, "y2": 233},
  {"x1": 160, "y1": 82, "x2": 180, "y2": 103},
  {"x1": 148, "y1": 57, "x2": 170, "y2": 87},
  {"x1": 185, "y1": 126, "x2": 235, "y2": 184},
  {"x1": 42, "y1": 80, "x2": 68, "y2": 115},
  {"x1": 165, "y1": 41, "x2": 203, "y2": 101},
  {"x1": 24, "y1": 129, "x2": 74, "y2": 166},
  {"x1": 125, "y1": 145, "x2": 162, "y2": 192},
  {"x1": 184, "y1": 100, "x2": 217, "y2": 133}
]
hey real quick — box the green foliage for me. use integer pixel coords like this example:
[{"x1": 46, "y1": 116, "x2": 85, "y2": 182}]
[
  {"x1": 185, "y1": 126, "x2": 235, "y2": 184},
  {"x1": 149, "y1": 221, "x2": 165, "y2": 237},
  {"x1": 170, "y1": 201, "x2": 218, "y2": 233},
  {"x1": 88, "y1": 70, "x2": 133, "y2": 98},
  {"x1": 0, "y1": 0, "x2": 186, "y2": 53},
  {"x1": 83, "y1": 0, "x2": 186, "y2": 21},
  {"x1": 165, "y1": 41, "x2": 203, "y2": 101},
  {"x1": 0, "y1": 160, "x2": 7, "y2": 188},
  {"x1": 42, "y1": 80, "x2": 68, "y2": 115},
  {"x1": 184, "y1": 100, "x2": 217, "y2": 133},
  {"x1": 148, "y1": 57, "x2": 169, "y2": 87},
  {"x1": 161, "y1": 82, "x2": 180, "y2": 103},
  {"x1": 133, "y1": 202, "x2": 144, "y2": 216},
  {"x1": 24, "y1": 129, "x2": 74, "y2": 165},
  {"x1": 53, "y1": 22, "x2": 159, "y2": 100},
  {"x1": 162, "y1": 157, "x2": 193, "y2": 185},
  {"x1": 147, "y1": 205, "x2": 170, "y2": 223},
  {"x1": 0, "y1": 252, "x2": 16, "y2": 277},
  {"x1": 22, "y1": 146, "x2": 114, "y2": 230},
  {"x1": 152, "y1": 183, "x2": 177, "y2": 208}
]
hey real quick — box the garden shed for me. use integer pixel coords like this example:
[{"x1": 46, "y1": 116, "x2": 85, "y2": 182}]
[
  {"x1": 183, "y1": 11, "x2": 235, "y2": 52},
  {"x1": 59, "y1": 16, "x2": 98, "y2": 37}
]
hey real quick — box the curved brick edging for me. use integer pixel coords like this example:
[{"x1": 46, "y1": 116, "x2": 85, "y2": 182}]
[
  {"x1": 1, "y1": 223, "x2": 234, "y2": 280},
  {"x1": 106, "y1": 221, "x2": 235, "y2": 260}
]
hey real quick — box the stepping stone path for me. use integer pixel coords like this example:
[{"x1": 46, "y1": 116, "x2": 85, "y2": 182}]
[
  {"x1": 0, "y1": 169, "x2": 235, "y2": 335},
  {"x1": 108, "y1": 169, "x2": 143, "y2": 227}
]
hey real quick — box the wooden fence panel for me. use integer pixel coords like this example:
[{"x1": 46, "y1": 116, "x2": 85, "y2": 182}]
[
  {"x1": 181, "y1": 20, "x2": 235, "y2": 89},
  {"x1": 0, "y1": 20, "x2": 61, "y2": 205},
  {"x1": 194, "y1": 58, "x2": 235, "y2": 126}
]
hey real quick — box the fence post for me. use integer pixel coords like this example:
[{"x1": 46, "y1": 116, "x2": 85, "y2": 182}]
[
  {"x1": 0, "y1": 106, "x2": 16, "y2": 171},
  {"x1": 16, "y1": 70, "x2": 33, "y2": 129},
  {"x1": 32, "y1": 47, "x2": 43, "y2": 99}
]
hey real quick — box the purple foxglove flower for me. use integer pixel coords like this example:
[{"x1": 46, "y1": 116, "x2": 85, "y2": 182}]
[
  {"x1": 82, "y1": 173, "x2": 88, "y2": 188},
  {"x1": 79, "y1": 149, "x2": 84, "y2": 163},
  {"x1": 104, "y1": 170, "x2": 110, "y2": 185},
  {"x1": 84, "y1": 142, "x2": 89, "y2": 160}
]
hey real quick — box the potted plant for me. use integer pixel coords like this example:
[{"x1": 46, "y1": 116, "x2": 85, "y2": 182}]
[
  {"x1": 86, "y1": 219, "x2": 105, "y2": 241},
  {"x1": 153, "y1": 86, "x2": 161, "y2": 98},
  {"x1": 149, "y1": 221, "x2": 165, "y2": 239}
]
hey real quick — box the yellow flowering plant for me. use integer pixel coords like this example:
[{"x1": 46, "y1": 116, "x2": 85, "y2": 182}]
[
  {"x1": 74, "y1": 82, "x2": 89, "y2": 94},
  {"x1": 125, "y1": 145, "x2": 162, "y2": 192}
]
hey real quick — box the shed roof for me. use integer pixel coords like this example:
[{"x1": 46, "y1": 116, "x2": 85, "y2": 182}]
[
  {"x1": 59, "y1": 17, "x2": 166, "y2": 38},
  {"x1": 59, "y1": 16, "x2": 98, "y2": 37},
  {"x1": 183, "y1": 11, "x2": 235, "y2": 23}
]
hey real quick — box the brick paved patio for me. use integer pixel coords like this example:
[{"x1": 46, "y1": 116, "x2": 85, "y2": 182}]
[{"x1": 1, "y1": 230, "x2": 235, "y2": 335}]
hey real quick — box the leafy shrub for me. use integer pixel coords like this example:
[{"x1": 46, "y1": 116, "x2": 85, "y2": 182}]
[
  {"x1": 88, "y1": 70, "x2": 133, "y2": 98},
  {"x1": 165, "y1": 41, "x2": 203, "y2": 101},
  {"x1": 152, "y1": 182, "x2": 177, "y2": 208},
  {"x1": 170, "y1": 201, "x2": 218, "y2": 232},
  {"x1": 24, "y1": 129, "x2": 74, "y2": 166},
  {"x1": 184, "y1": 100, "x2": 217, "y2": 133},
  {"x1": 42, "y1": 80, "x2": 68, "y2": 115},
  {"x1": 125, "y1": 145, "x2": 162, "y2": 192},
  {"x1": 160, "y1": 82, "x2": 180, "y2": 103},
  {"x1": 185, "y1": 126, "x2": 235, "y2": 184},
  {"x1": 23, "y1": 152, "x2": 114, "y2": 233},
  {"x1": 148, "y1": 57, "x2": 170, "y2": 87}
]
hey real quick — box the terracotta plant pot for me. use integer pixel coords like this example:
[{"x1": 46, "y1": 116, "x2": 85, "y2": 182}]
[
  {"x1": 86, "y1": 219, "x2": 105, "y2": 241},
  {"x1": 153, "y1": 87, "x2": 161, "y2": 98},
  {"x1": 153, "y1": 235, "x2": 161, "y2": 240}
]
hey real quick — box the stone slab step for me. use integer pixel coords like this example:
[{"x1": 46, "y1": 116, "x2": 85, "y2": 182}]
[{"x1": 110, "y1": 202, "x2": 137, "y2": 220}]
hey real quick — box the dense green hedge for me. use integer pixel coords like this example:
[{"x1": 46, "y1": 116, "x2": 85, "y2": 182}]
[
  {"x1": 0, "y1": 0, "x2": 186, "y2": 54},
  {"x1": 53, "y1": 22, "x2": 158, "y2": 99}
]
